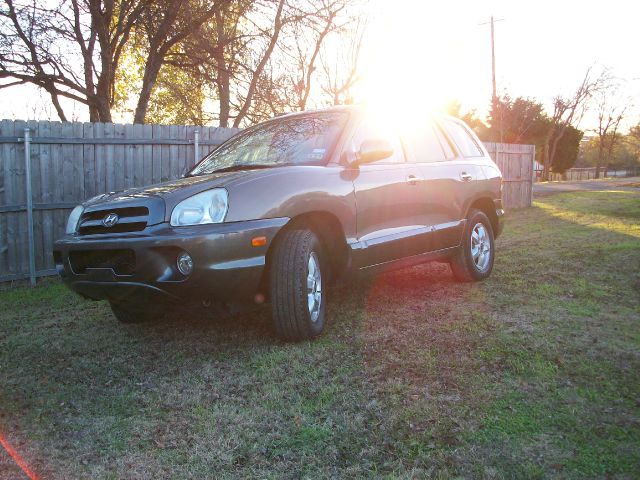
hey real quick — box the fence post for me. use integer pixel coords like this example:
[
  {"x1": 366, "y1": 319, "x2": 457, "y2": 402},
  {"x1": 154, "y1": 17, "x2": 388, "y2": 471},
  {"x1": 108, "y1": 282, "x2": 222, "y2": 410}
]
[
  {"x1": 194, "y1": 129, "x2": 200, "y2": 166},
  {"x1": 24, "y1": 127, "x2": 36, "y2": 286}
]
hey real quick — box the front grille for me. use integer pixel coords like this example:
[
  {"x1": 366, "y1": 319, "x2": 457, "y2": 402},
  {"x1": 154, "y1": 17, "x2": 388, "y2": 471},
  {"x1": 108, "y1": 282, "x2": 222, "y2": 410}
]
[
  {"x1": 78, "y1": 207, "x2": 148, "y2": 235},
  {"x1": 69, "y1": 249, "x2": 136, "y2": 275}
]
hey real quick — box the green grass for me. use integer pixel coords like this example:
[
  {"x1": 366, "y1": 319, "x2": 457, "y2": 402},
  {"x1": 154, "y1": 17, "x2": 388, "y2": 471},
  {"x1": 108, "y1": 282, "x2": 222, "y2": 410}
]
[{"x1": 1, "y1": 189, "x2": 639, "y2": 479}]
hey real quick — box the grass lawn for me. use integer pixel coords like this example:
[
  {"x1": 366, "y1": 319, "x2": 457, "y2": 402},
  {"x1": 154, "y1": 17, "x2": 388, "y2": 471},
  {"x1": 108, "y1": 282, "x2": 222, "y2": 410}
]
[{"x1": 1, "y1": 189, "x2": 639, "y2": 479}]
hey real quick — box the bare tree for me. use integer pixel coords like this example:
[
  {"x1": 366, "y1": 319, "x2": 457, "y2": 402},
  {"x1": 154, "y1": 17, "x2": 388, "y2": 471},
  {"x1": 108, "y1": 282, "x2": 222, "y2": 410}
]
[
  {"x1": 286, "y1": 0, "x2": 351, "y2": 111},
  {"x1": 179, "y1": 0, "x2": 293, "y2": 127},
  {"x1": 176, "y1": 0, "x2": 358, "y2": 127},
  {"x1": 0, "y1": 0, "x2": 228, "y2": 123},
  {"x1": 541, "y1": 68, "x2": 608, "y2": 180},
  {"x1": 0, "y1": 0, "x2": 147, "y2": 122},
  {"x1": 319, "y1": 16, "x2": 364, "y2": 106},
  {"x1": 0, "y1": 0, "x2": 364, "y2": 125},
  {"x1": 593, "y1": 83, "x2": 628, "y2": 178},
  {"x1": 231, "y1": 0, "x2": 289, "y2": 127},
  {"x1": 171, "y1": 1, "x2": 256, "y2": 127}
]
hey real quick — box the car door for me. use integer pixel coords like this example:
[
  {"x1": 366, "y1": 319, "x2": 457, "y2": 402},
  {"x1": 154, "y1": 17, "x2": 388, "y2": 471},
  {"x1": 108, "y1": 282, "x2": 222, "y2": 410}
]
[
  {"x1": 347, "y1": 117, "x2": 431, "y2": 268},
  {"x1": 430, "y1": 118, "x2": 486, "y2": 249},
  {"x1": 402, "y1": 121, "x2": 464, "y2": 252}
]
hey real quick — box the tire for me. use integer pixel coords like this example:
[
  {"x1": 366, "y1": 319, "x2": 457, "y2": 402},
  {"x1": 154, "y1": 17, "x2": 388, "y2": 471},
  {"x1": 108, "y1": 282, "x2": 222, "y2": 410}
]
[
  {"x1": 270, "y1": 229, "x2": 326, "y2": 341},
  {"x1": 109, "y1": 300, "x2": 162, "y2": 324},
  {"x1": 450, "y1": 209, "x2": 495, "y2": 282}
]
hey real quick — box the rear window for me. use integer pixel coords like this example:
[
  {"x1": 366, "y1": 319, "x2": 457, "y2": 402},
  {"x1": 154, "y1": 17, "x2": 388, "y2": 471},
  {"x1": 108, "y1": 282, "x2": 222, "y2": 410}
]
[{"x1": 443, "y1": 120, "x2": 483, "y2": 157}]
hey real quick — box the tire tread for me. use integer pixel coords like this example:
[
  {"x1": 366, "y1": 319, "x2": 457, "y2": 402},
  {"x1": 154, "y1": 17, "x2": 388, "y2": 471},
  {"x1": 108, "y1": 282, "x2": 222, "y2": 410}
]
[
  {"x1": 270, "y1": 229, "x2": 324, "y2": 341},
  {"x1": 450, "y1": 209, "x2": 495, "y2": 283}
]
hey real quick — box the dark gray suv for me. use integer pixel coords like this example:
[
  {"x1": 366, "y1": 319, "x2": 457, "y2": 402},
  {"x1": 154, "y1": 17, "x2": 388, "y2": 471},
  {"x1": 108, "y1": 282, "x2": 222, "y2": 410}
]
[{"x1": 54, "y1": 105, "x2": 504, "y2": 341}]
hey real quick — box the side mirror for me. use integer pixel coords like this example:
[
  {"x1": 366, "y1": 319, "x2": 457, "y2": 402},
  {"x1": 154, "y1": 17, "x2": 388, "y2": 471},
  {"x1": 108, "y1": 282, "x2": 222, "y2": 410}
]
[{"x1": 355, "y1": 139, "x2": 394, "y2": 165}]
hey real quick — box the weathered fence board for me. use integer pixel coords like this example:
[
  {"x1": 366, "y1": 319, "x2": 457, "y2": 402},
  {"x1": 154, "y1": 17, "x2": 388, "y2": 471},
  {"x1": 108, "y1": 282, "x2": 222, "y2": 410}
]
[
  {"x1": 484, "y1": 142, "x2": 535, "y2": 210},
  {"x1": 0, "y1": 120, "x2": 535, "y2": 283}
]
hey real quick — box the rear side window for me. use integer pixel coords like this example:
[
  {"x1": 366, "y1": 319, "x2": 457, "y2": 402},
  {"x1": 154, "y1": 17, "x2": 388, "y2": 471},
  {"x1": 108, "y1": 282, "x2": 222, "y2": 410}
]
[
  {"x1": 403, "y1": 124, "x2": 447, "y2": 163},
  {"x1": 434, "y1": 125, "x2": 455, "y2": 159},
  {"x1": 443, "y1": 120, "x2": 483, "y2": 157}
]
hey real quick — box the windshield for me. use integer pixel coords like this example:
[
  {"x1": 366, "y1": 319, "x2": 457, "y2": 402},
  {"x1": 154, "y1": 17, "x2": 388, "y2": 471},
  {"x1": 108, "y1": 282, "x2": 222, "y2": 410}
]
[{"x1": 189, "y1": 112, "x2": 348, "y2": 176}]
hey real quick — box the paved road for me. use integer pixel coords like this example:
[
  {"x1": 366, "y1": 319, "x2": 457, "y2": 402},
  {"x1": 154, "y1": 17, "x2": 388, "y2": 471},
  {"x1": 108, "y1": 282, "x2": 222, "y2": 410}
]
[{"x1": 533, "y1": 177, "x2": 640, "y2": 196}]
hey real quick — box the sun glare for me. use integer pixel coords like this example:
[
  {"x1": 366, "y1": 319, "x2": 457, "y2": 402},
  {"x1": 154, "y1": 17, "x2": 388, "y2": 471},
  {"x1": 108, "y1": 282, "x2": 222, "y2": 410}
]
[{"x1": 356, "y1": 0, "x2": 485, "y2": 123}]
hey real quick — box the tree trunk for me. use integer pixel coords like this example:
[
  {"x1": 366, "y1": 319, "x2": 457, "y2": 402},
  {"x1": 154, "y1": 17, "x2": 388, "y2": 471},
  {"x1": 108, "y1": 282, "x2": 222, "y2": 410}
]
[
  {"x1": 88, "y1": 104, "x2": 100, "y2": 122},
  {"x1": 134, "y1": 56, "x2": 163, "y2": 124},
  {"x1": 595, "y1": 142, "x2": 604, "y2": 179},
  {"x1": 542, "y1": 130, "x2": 553, "y2": 181},
  {"x1": 543, "y1": 126, "x2": 567, "y2": 181},
  {"x1": 48, "y1": 90, "x2": 67, "y2": 122},
  {"x1": 92, "y1": 3, "x2": 115, "y2": 123},
  {"x1": 90, "y1": 93, "x2": 110, "y2": 123},
  {"x1": 299, "y1": 14, "x2": 334, "y2": 111},
  {"x1": 214, "y1": 12, "x2": 230, "y2": 127},
  {"x1": 90, "y1": 79, "x2": 112, "y2": 122},
  {"x1": 233, "y1": 0, "x2": 285, "y2": 128},
  {"x1": 542, "y1": 142, "x2": 550, "y2": 181},
  {"x1": 217, "y1": 68, "x2": 231, "y2": 128}
]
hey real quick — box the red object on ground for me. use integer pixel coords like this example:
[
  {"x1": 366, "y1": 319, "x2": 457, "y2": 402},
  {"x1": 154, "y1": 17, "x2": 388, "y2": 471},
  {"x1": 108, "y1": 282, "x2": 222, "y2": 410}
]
[{"x1": 0, "y1": 433, "x2": 38, "y2": 480}]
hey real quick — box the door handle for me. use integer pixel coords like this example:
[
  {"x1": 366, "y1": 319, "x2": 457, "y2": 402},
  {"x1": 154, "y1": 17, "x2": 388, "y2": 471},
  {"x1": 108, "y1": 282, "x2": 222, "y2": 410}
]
[
  {"x1": 460, "y1": 172, "x2": 473, "y2": 182},
  {"x1": 406, "y1": 174, "x2": 421, "y2": 185}
]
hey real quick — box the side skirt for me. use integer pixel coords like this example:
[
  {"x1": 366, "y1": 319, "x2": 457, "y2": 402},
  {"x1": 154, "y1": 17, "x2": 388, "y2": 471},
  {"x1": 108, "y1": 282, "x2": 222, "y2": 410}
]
[{"x1": 357, "y1": 246, "x2": 459, "y2": 277}]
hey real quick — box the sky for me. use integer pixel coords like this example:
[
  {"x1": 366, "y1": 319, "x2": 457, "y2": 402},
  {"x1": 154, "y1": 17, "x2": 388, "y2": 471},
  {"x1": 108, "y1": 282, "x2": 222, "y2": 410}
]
[
  {"x1": 0, "y1": 0, "x2": 638, "y2": 132},
  {"x1": 357, "y1": 0, "x2": 640, "y2": 131}
]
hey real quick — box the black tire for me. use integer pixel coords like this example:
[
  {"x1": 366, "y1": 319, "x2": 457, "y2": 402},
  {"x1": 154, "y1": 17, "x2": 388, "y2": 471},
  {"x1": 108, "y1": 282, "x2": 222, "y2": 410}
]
[
  {"x1": 109, "y1": 300, "x2": 162, "y2": 324},
  {"x1": 450, "y1": 209, "x2": 495, "y2": 282},
  {"x1": 270, "y1": 229, "x2": 326, "y2": 341}
]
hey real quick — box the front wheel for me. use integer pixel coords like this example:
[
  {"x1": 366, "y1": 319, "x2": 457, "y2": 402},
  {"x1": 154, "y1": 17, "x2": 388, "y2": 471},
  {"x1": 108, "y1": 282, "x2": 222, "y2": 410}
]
[
  {"x1": 450, "y1": 209, "x2": 495, "y2": 282},
  {"x1": 270, "y1": 229, "x2": 326, "y2": 341}
]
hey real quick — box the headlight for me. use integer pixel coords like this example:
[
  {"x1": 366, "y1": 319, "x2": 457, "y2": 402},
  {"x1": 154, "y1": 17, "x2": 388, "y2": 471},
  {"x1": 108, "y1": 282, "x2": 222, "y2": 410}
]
[
  {"x1": 170, "y1": 189, "x2": 228, "y2": 227},
  {"x1": 66, "y1": 205, "x2": 84, "y2": 234}
]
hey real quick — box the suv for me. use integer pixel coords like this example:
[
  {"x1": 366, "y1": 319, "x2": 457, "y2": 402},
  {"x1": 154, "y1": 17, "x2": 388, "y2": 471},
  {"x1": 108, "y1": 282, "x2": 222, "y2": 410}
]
[{"x1": 54, "y1": 106, "x2": 503, "y2": 341}]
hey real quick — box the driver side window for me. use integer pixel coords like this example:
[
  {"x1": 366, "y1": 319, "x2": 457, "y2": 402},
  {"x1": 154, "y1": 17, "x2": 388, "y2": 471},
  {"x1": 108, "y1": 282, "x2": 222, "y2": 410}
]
[{"x1": 351, "y1": 118, "x2": 406, "y2": 164}]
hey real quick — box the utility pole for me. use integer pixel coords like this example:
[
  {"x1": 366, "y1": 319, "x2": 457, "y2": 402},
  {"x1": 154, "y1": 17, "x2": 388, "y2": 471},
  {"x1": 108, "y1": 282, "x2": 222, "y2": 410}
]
[
  {"x1": 490, "y1": 16, "x2": 496, "y2": 100},
  {"x1": 479, "y1": 16, "x2": 504, "y2": 101}
]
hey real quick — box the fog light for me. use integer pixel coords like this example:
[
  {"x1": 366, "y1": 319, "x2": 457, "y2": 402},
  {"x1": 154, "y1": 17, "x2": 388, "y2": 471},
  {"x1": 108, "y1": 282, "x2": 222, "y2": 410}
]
[{"x1": 177, "y1": 252, "x2": 193, "y2": 276}]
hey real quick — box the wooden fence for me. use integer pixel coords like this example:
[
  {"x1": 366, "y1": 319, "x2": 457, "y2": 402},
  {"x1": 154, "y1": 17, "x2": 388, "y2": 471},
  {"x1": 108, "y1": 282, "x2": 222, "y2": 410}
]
[
  {"x1": 484, "y1": 142, "x2": 535, "y2": 210},
  {"x1": 0, "y1": 120, "x2": 239, "y2": 283},
  {"x1": 0, "y1": 120, "x2": 534, "y2": 283}
]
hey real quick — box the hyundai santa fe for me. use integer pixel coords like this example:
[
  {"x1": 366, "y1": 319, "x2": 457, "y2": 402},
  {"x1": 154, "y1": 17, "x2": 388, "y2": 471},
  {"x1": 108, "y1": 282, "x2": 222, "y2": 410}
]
[{"x1": 54, "y1": 105, "x2": 504, "y2": 341}]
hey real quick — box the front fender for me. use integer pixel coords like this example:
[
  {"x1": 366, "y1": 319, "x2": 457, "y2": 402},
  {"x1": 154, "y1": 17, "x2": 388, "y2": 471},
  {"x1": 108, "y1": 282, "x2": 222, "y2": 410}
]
[{"x1": 224, "y1": 166, "x2": 357, "y2": 243}]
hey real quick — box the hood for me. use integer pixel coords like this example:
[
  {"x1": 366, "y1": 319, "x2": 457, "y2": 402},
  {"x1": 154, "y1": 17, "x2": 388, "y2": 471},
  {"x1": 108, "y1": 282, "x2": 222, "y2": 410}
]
[{"x1": 83, "y1": 170, "x2": 250, "y2": 208}]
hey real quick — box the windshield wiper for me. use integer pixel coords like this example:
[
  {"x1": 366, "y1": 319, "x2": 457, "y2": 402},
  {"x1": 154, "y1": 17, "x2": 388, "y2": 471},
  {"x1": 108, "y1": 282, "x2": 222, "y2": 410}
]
[
  {"x1": 187, "y1": 163, "x2": 292, "y2": 177},
  {"x1": 212, "y1": 164, "x2": 277, "y2": 173}
]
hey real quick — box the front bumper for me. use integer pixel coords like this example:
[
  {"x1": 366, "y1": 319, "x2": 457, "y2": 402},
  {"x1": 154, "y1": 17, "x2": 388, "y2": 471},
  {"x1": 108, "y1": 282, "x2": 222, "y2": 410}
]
[{"x1": 53, "y1": 218, "x2": 289, "y2": 304}]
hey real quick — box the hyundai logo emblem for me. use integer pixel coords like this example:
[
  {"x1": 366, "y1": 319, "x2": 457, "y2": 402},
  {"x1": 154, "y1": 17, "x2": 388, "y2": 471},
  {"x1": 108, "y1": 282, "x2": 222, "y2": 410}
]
[{"x1": 102, "y1": 212, "x2": 119, "y2": 227}]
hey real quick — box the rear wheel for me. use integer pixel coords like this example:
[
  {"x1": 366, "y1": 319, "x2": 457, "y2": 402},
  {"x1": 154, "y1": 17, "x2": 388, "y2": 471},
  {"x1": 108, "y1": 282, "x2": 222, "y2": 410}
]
[
  {"x1": 109, "y1": 300, "x2": 162, "y2": 324},
  {"x1": 450, "y1": 209, "x2": 495, "y2": 282},
  {"x1": 270, "y1": 229, "x2": 326, "y2": 341}
]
